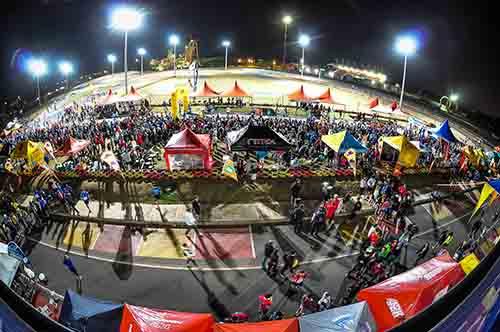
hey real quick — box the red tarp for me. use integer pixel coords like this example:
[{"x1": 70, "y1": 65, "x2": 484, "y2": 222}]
[
  {"x1": 369, "y1": 97, "x2": 379, "y2": 109},
  {"x1": 119, "y1": 304, "x2": 214, "y2": 332},
  {"x1": 195, "y1": 82, "x2": 220, "y2": 97},
  {"x1": 288, "y1": 85, "x2": 311, "y2": 102},
  {"x1": 55, "y1": 137, "x2": 90, "y2": 156},
  {"x1": 221, "y1": 81, "x2": 251, "y2": 98},
  {"x1": 357, "y1": 251, "x2": 465, "y2": 332},
  {"x1": 98, "y1": 89, "x2": 122, "y2": 105},
  {"x1": 214, "y1": 319, "x2": 299, "y2": 332},
  {"x1": 164, "y1": 127, "x2": 213, "y2": 171},
  {"x1": 314, "y1": 88, "x2": 343, "y2": 105}
]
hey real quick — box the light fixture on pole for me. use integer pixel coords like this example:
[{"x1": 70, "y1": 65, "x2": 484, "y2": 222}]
[
  {"x1": 107, "y1": 54, "x2": 117, "y2": 76},
  {"x1": 222, "y1": 40, "x2": 231, "y2": 70},
  {"x1": 169, "y1": 34, "x2": 180, "y2": 77},
  {"x1": 395, "y1": 35, "x2": 418, "y2": 111},
  {"x1": 298, "y1": 34, "x2": 310, "y2": 77},
  {"x1": 58, "y1": 61, "x2": 73, "y2": 90},
  {"x1": 111, "y1": 7, "x2": 143, "y2": 94},
  {"x1": 27, "y1": 59, "x2": 47, "y2": 105},
  {"x1": 137, "y1": 48, "x2": 146, "y2": 76},
  {"x1": 282, "y1": 15, "x2": 292, "y2": 67}
]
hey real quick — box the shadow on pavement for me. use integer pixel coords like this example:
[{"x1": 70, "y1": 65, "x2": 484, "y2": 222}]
[
  {"x1": 188, "y1": 268, "x2": 230, "y2": 320},
  {"x1": 112, "y1": 226, "x2": 133, "y2": 280}
]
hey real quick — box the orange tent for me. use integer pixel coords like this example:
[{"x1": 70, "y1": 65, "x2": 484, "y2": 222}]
[
  {"x1": 314, "y1": 88, "x2": 344, "y2": 105},
  {"x1": 120, "y1": 86, "x2": 144, "y2": 102},
  {"x1": 221, "y1": 81, "x2": 251, "y2": 98},
  {"x1": 369, "y1": 97, "x2": 379, "y2": 109},
  {"x1": 214, "y1": 319, "x2": 299, "y2": 332},
  {"x1": 287, "y1": 85, "x2": 311, "y2": 102},
  {"x1": 98, "y1": 89, "x2": 122, "y2": 105},
  {"x1": 119, "y1": 304, "x2": 214, "y2": 332},
  {"x1": 195, "y1": 82, "x2": 220, "y2": 97}
]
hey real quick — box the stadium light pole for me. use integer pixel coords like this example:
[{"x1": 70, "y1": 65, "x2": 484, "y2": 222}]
[
  {"x1": 169, "y1": 34, "x2": 180, "y2": 77},
  {"x1": 107, "y1": 54, "x2": 117, "y2": 77},
  {"x1": 222, "y1": 40, "x2": 231, "y2": 70},
  {"x1": 111, "y1": 7, "x2": 143, "y2": 94},
  {"x1": 282, "y1": 15, "x2": 292, "y2": 67},
  {"x1": 298, "y1": 34, "x2": 310, "y2": 77},
  {"x1": 137, "y1": 48, "x2": 146, "y2": 76},
  {"x1": 58, "y1": 61, "x2": 73, "y2": 91},
  {"x1": 28, "y1": 59, "x2": 47, "y2": 105},
  {"x1": 395, "y1": 35, "x2": 418, "y2": 111}
]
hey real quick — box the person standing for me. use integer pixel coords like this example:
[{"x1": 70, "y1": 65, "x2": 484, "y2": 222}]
[
  {"x1": 325, "y1": 194, "x2": 341, "y2": 236},
  {"x1": 80, "y1": 190, "x2": 92, "y2": 214},
  {"x1": 293, "y1": 203, "x2": 305, "y2": 234},
  {"x1": 310, "y1": 205, "x2": 326, "y2": 237},
  {"x1": 290, "y1": 178, "x2": 302, "y2": 207},
  {"x1": 262, "y1": 240, "x2": 275, "y2": 270},
  {"x1": 63, "y1": 254, "x2": 79, "y2": 276},
  {"x1": 280, "y1": 251, "x2": 294, "y2": 277},
  {"x1": 258, "y1": 293, "x2": 273, "y2": 321},
  {"x1": 191, "y1": 196, "x2": 201, "y2": 220},
  {"x1": 184, "y1": 207, "x2": 201, "y2": 239},
  {"x1": 348, "y1": 197, "x2": 362, "y2": 223}
]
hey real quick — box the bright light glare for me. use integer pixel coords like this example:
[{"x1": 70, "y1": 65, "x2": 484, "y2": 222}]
[
  {"x1": 58, "y1": 62, "x2": 73, "y2": 75},
  {"x1": 314, "y1": 68, "x2": 319, "y2": 74},
  {"x1": 107, "y1": 54, "x2": 117, "y2": 63},
  {"x1": 305, "y1": 66, "x2": 311, "y2": 73},
  {"x1": 111, "y1": 7, "x2": 143, "y2": 31},
  {"x1": 450, "y1": 94, "x2": 459, "y2": 102},
  {"x1": 282, "y1": 15, "x2": 292, "y2": 25},
  {"x1": 169, "y1": 34, "x2": 180, "y2": 46},
  {"x1": 298, "y1": 34, "x2": 310, "y2": 47},
  {"x1": 222, "y1": 40, "x2": 231, "y2": 48},
  {"x1": 328, "y1": 71, "x2": 334, "y2": 78},
  {"x1": 28, "y1": 59, "x2": 47, "y2": 77},
  {"x1": 395, "y1": 35, "x2": 418, "y2": 56},
  {"x1": 138, "y1": 48, "x2": 147, "y2": 56}
]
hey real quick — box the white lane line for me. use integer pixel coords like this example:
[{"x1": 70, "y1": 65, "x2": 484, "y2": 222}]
[
  {"x1": 28, "y1": 210, "x2": 472, "y2": 272},
  {"x1": 249, "y1": 225, "x2": 256, "y2": 259}
]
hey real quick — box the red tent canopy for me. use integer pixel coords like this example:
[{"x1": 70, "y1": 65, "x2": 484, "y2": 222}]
[
  {"x1": 214, "y1": 319, "x2": 299, "y2": 332},
  {"x1": 314, "y1": 88, "x2": 343, "y2": 105},
  {"x1": 369, "y1": 97, "x2": 379, "y2": 109},
  {"x1": 357, "y1": 252, "x2": 465, "y2": 332},
  {"x1": 287, "y1": 85, "x2": 311, "y2": 102},
  {"x1": 120, "y1": 304, "x2": 214, "y2": 332},
  {"x1": 55, "y1": 137, "x2": 90, "y2": 156},
  {"x1": 164, "y1": 128, "x2": 213, "y2": 171},
  {"x1": 98, "y1": 89, "x2": 122, "y2": 105},
  {"x1": 221, "y1": 81, "x2": 251, "y2": 97},
  {"x1": 195, "y1": 82, "x2": 220, "y2": 97},
  {"x1": 120, "y1": 86, "x2": 144, "y2": 102}
]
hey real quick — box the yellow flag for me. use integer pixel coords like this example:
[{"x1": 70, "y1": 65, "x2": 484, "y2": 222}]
[
  {"x1": 222, "y1": 159, "x2": 238, "y2": 181},
  {"x1": 472, "y1": 183, "x2": 495, "y2": 217}
]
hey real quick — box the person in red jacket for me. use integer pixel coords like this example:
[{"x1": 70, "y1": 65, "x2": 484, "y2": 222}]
[
  {"x1": 258, "y1": 293, "x2": 273, "y2": 321},
  {"x1": 325, "y1": 195, "x2": 341, "y2": 237}
]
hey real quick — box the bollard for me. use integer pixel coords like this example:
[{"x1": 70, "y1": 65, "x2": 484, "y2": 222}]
[{"x1": 76, "y1": 275, "x2": 83, "y2": 295}]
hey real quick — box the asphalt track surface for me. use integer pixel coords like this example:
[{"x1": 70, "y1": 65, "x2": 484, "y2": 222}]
[{"x1": 25, "y1": 194, "x2": 486, "y2": 320}]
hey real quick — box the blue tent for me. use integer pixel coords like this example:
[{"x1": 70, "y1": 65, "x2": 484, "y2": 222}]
[
  {"x1": 321, "y1": 131, "x2": 368, "y2": 154},
  {"x1": 59, "y1": 290, "x2": 123, "y2": 332},
  {"x1": 434, "y1": 119, "x2": 458, "y2": 143},
  {"x1": 298, "y1": 301, "x2": 377, "y2": 332},
  {"x1": 0, "y1": 298, "x2": 35, "y2": 332}
]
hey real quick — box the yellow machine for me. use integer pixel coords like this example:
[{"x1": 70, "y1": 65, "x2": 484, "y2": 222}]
[
  {"x1": 151, "y1": 38, "x2": 200, "y2": 71},
  {"x1": 170, "y1": 87, "x2": 190, "y2": 120}
]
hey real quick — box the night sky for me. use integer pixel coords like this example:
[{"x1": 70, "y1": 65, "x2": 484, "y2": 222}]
[{"x1": 0, "y1": 0, "x2": 498, "y2": 116}]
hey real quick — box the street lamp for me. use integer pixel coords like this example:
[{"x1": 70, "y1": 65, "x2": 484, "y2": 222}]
[
  {"x1": 395, "y1": 35, "x2": 418, "y2": 111},
  {"x1": 107, "y1": 54, "x2": 117, "y2": 76},
  {"x1": 137, "y1": 47, "x2": 146, "y2": 76},
  {"x1": 58, "y1": 61, "x2": 73, "y2": 90},
  {"x1": 169, "y1": 34, "x2": 180, "y2": 77},
  {"x1": 298, "y1": 34, "x2": 310, "y2": 77},
  {"x1": 27, "y1": 59, "x2": 47, "y2": 105},
  {"x1": 222, "y1": 40, "x2": 231, "y2": 70},
  {"x1": 282, "y1": 15, "x2": 292, "y2": 67},
  {"x1": 111, "y1": 6, "x2": 143, "y2": 94}
]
